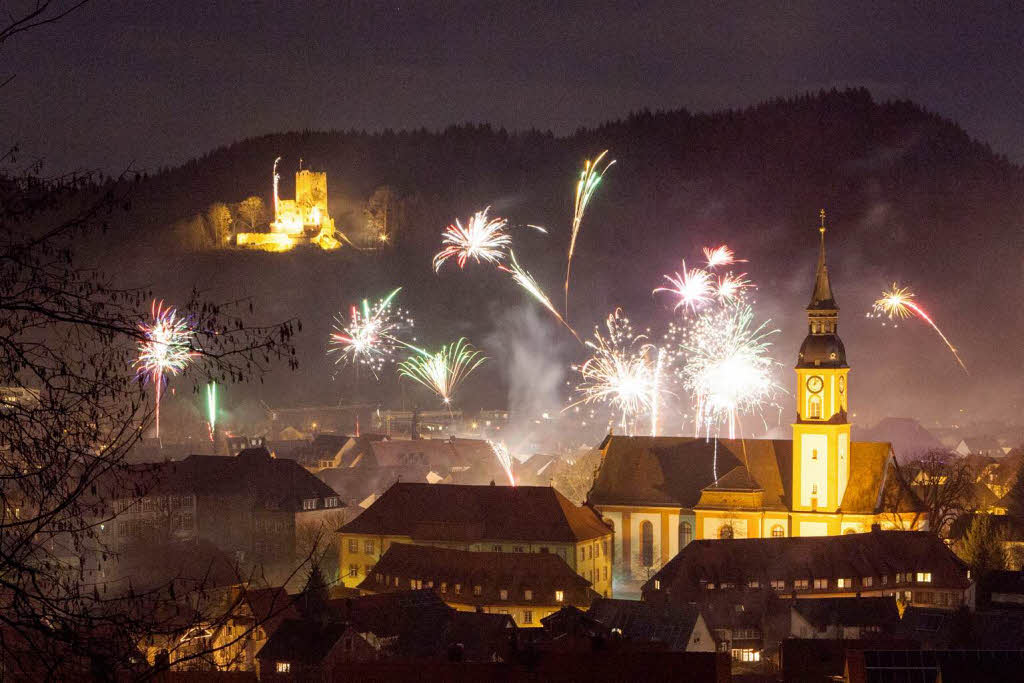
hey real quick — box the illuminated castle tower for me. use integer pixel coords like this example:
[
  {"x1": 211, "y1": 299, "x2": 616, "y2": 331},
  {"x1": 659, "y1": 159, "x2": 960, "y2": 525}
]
[
  {"x1": 792, "y1": 209, "x2": 851, "y2": 513},
  {"x1": 271, "y1": 160, "x2": 335, "y2": 240}
]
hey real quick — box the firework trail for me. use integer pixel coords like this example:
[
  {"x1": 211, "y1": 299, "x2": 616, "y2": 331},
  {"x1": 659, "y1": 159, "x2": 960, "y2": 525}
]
[
  {"x1": 564, "y1": 150, "x2": 616, "y2": 318},
  {"x1": 135, "y1": 300, "x2": 195, "y2": 440},
  {"x1": 488, "y1": 440, "x2": 516, "y2": 486},
  {"x1": 703, "y1": 245, "x2": 746, "y2": 269},
  {"x1": 680, "y1": 303, "x2": 781, "y2": 440},
  {"x1": 501, "y1": 251, "x2": 580, "y2": 342},
  {"x1": 568, "y1": 309, "x2": 667, "y2": 433},
  {"x1": 654, "y1": 260, "x2": 715, "y2": 313},
  {"x1": 398, "y1": 338, "x2": 487, "y2": 407},
  {"x1": 433, "y1": 207, "x2": 512, "y2": 272},
  {"x1": 872, "y1": 283, "x2": 968, "y2": 373},
  {"x1": 329, "y1": 288, "x2": 414, "y2": 380},
  {"x1": 205, "y1": 382, "x2": 217, "y2": 442}
]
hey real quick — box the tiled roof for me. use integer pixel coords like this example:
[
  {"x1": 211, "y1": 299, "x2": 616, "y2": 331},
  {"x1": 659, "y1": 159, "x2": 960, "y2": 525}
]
[
  {"x1": 357, "y1": 543, "x2": 597, "y2": 608},
  {"x1": 586, "y1": 598, "x2": 702, "y2": 651},
  {"x1": 644, "y1": 530, "x2": 969, "y2": 595},
  {"x1": 254, "y1": 619, "x2": 350, "y2": 663},
  {"x1": 791, "y1": 596, "x2": 900, "y2": 628},
  {"x1": 339, "y1": 482, "x2": 611, "y2": 542},
  {"x1": 590, "y1": 435, "x2": 897, "y2": 514},
  {"x1": 114, "y1": 448, "x2": 340, "y2": 511}
]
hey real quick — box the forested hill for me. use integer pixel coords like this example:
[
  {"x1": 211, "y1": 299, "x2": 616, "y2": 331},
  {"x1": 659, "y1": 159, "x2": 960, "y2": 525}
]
[{"x1": 109, "y1": 88, "x2": 1024, "y2": 424}]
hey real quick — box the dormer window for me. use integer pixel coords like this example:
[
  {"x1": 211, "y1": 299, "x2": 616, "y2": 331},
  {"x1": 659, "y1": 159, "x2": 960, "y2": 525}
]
[
  {"x1": 324, "y1": 496, "x2": 339, "y2": 508},
  {"x1": 302, "y1": 498, "x2": 317, "y2": 511}
]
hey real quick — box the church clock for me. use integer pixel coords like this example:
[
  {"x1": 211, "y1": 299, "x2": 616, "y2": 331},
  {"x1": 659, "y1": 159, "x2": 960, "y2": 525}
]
[{"x1": 806, "y1": 375, "x2": 823, "y2": 393}]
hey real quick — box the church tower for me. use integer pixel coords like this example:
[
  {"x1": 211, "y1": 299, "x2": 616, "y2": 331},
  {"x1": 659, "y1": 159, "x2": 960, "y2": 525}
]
[{"x1": 792, "y1": 210, "x2": 851, "y2": 513}]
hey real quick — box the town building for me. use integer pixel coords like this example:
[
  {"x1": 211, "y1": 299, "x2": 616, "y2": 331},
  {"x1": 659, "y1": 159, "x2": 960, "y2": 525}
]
[
  {"x1": 642, "y1": 528, "x2": 973, "y2": 612},
  {"x1": 358, "y1": 543, "x2": 597, "y2": 626},
  {"x1": 585, "y1": 597, "x2": 715, "y2": 652},
  {"x1": 338, "y1": 482, "x2": 613, "y2": 595},
  {"x1": 103, "y1": 447, "x2": 342, "y2": 582},
  {"x1": 588, "y1": 212, "x2": 924, "y2": 584}
]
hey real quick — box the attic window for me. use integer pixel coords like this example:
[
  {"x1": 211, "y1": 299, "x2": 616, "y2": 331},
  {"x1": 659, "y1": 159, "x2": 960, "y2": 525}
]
[
  {"x1": 325, "y1": 496, "x2": 339, "y2": 508},
  {"x1": 916, "y1": 572, "x2": 932, "y2": 583},
  {"x1": 473, "y1": 585, "x2": 482, "y2": 596},
  {"x1": 555, "y1": 590, "x2": 564, "y2": 602},
  {"x1": 276, "y1": 662, "x2": 291, "y2": 673},
  {"x1": 653, "y1": 580, "x2": 660, "y2": 591},
  {"x1": 499, "y1": 589, "x2": 508, "y2": 600},
  {"x1": 302, "y1": 498, "x2": 317, "y2": 511}
]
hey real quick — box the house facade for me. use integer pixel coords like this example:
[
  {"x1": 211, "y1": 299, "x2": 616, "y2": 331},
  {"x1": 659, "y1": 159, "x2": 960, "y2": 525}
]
[{"x1": 338, "y1": 482, "x2": 613, "y2": 596}]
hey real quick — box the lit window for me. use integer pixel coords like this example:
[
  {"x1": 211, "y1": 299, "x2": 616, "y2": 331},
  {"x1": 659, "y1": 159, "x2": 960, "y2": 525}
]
[
  {"x1": 771, "y1": 525, "x2": 785, "y2": 538},
  {"x1": 794, "y1": 579, "x2": 809, "y2": 590},
  {"x1": 325, "y1": 496, "x2": 339, "y2": 508},
  {"x1": 348, "y1": 539, "x2": 358, "y2": 553},
  {"x1": 814, "y1": 578, "x2": 828, "y2": 590},
  {"x1": 524, "y1": 589, "x2": 532, "y2": 601},
  {"x1": 916, "y1": 572, "x2": 932, "y2": 583},
  {"x1": 706, "y1": 583, "x2": 716, "y2": 590},
  {"x1": 349, "y1": 564, "x2": 358, "y2": 577},
  {"x1": 523, "y1": 610, "x2": 533, "y2": 624},
  {"x1": 771, "y1": 580, "x2": 785, "y2": 590},
  {"x1": 455, "y1": 584, "x2": 461, "y2": 594},
  {"x1": 473, "y1": 585, "x2": 482, "y2": 596},
  {"x1": 364, "y1": 540, "x2": 375, "y2": 554},
  {"x1": 276, "y1": 662, "x2": 291, "y2": 673},
  {"x1": 721, "y1": 582, "x2": 735, "y2": 589},
  {"x1": 837, "y1": 578, "x2": 852, "y2": 589},
  {"x1": 748, "y1": 580, "x2": 760, "y2": 589},
  {"x1": 896, "y1": 573, "x2": 903, "y2": 583},
  {"x1": 440, "y1": 582, "x2": 447, "y2": 593},
  {"x1": 863, "y1": 576, "x2": 874, "y2": 587},
  {"x1": 500, "y1": 589, "x2": 508, "y2": 600},
  {"x1": 654, "y1": 580, "x2": 661, "y2": 590},
  {"x1": 555, "y1": 590, "x2": 564, "y2": 602},
  {"x1": 302, "y1": 498, "x2": 317, "y2": 511}
]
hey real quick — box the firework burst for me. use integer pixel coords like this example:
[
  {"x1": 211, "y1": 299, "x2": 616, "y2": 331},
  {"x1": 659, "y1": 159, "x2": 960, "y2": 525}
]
[
  {"x1": 433, "y1": 207, "x2": 512, "y2": 271},
  {"x1": 329, "y1": 288, "x2": 414, "y2": 380},
  {"x1": 398, "y1": 338, "x2": 487, "y2": 406},
  {"x1": 715, "y1": 272, "x2": 751, "y2": 303},
  {"x1": 703, "y1": 245, "x2": 746, "y2": 269},
  {"x1": 680, "y1": 303, "x2": 781, "y2": 440},
  {"x1": 488, "y1": 440, "x2": 516, "y2": 486},
  {"x1": 564, "y1": 150, "x2": 615, "y2": 316},
  {"x1": 654, "y1": 260, "x2": 715, "y2": 313},
  {"x1": 872, "y1": 283, "x2": 968, "y2": 373},
  {"x1": 135, "y1": 300, "x2": 195, "y2": 440},
  {"x1": 568, "y1": 309, "x2": 667, "y2": 433}
]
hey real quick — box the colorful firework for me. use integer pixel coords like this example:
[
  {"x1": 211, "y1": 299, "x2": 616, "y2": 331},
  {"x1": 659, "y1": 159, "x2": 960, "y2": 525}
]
[
  {"x1": 328, "y1": 288, "x2": 414, "y2": 380},
  {"x1": 135, "y1": 300, "x2": 195, "y2": 440},
  {"x1": 715, "y1": 272, "x2": 751, "y2": 303},
  {"x1": 703, "y1": 245, "x2": 746, "y2": 269},
  {"x1": 564, "y1": 150, "x2": 615, "y2": 316},
  {"x1": 433, "y1": 207, "x2": 512, "y2": 272},
  {"x1": 501, "y1": 251, "x2": 580, "y2": 341},
  {"x1": 488, "y1": 440, "x2": 516, "y2": 486},
  {"x1": 568, "y1": 309, "x2": 666, "y2": 433},
  {"x1": 872, "y1": 283, "x2": 968, "y2": 373},
  {"x1": 205, "y1": 382, "x2": 217, "y2": 442},
  {"x1": 397, "y1": 338, "x2": 487, "y2": 406},
  {"x1": 654, "y1": 260, "x2": 715, "y2": 313},
  {"x1": 680, "y1": 303, "x2": 781, "y2": 440}
]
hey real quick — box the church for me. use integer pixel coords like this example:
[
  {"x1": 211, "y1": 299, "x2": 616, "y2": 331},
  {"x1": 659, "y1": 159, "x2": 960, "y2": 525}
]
[{"x1": 588, "y1": 212, "x2": 924, "y2": 583}]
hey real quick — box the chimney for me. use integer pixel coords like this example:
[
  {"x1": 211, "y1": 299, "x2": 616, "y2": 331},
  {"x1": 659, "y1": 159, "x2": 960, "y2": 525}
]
[{"x1": 870, "y1": 523, "x2": 881, "y2": 533}]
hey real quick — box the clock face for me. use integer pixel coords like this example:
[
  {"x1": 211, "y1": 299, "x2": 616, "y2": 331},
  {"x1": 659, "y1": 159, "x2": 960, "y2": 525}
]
[
  {"x1": 838, "y1": 376, "x2": 846, "y2": 393},
  {"x1": 807, "y1": 376, "x2": 824, "y2": 393}
]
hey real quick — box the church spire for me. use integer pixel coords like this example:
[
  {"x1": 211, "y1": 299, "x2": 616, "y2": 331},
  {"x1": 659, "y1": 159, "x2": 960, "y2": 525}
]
[{"x1": 808, "y1": 209, "x2": 837, "y2": 311}]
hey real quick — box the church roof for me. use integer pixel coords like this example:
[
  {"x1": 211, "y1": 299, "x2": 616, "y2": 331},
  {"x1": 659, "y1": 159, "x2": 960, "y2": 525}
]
[
  {"x1": 589, "y1": 435, "x2": 906, "y2": 515},
  {"x1": 808, "y1": 210, "x2": 838, "y2": 311}
]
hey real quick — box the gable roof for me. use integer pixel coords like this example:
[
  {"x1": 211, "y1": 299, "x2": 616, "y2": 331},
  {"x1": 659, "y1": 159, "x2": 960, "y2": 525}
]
[
  {"x1": 113, "y1": 448, "x2": 340, "y2": 511},
  {"x1": 358, "y1": 543, "x2": 596, "y2": 607},
  {"x1": 254, "y1": 619, "x2": 350, "y2": 664},
  {"x1": 586, "y1": 597, "x2": 703, "y2": 651},
  {"x1": 645, "y1": 530, "x2": 969, "y2": 595},
  {"x1": 339, "y1": 482, "x2": 610, "y2": 542},
  {"x1": 591, "y1": 435, "x2": 895, "y2": 514}
]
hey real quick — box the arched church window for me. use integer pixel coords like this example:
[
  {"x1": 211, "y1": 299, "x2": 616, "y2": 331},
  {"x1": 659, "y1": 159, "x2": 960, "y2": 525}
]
[
  {"x1": 809, "y1": 395, "x2": 822, "y2": 419},
  {"x1": 679, "y1": 521, "x2": 692, "y2": 548},
  {"x1": 844, "y1": 528, "x2": 857, "y2": 535},
  {"x1": 640, "y1": 521, "x2": 654, "y2": 567},
  {"x1": 719, "y1": 524, "x2": 734, "y2": 540},
  {"x1": 811, "y1": 448, "x2": 818, "y2": 461},
  {"x1": 771, "y1": 525, "x2": 785, "y2": 538}
]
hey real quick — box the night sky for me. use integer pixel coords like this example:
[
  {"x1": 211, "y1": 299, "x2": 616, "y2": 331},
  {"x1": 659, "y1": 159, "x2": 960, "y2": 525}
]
[{"x1": 4, "y1": 2, "x2": 1024, "y2": 174}]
